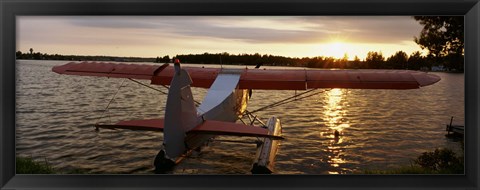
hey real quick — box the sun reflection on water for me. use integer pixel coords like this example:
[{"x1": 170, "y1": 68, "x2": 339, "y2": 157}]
[{"x1": 323, "y1": 88, "x2": 350, "y2": 173}]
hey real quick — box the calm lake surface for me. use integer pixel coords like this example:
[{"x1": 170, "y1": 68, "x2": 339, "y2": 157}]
[{"x1": 16, "y1": 60, "x2": 464, "y2": 174}]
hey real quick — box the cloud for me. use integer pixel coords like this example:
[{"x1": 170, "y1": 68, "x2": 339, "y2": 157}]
[
  {"x1": 68, "y1": 16, "x2": 162, "y2": 29},
  {"x1": 64, "y1": 16, "x2": 327, "y2": 43},
  {"x1": 297, "y1": 16, "x2": 422, "y2": 43},
  {"x1": 63, "y1": 16, "x2": 422, "y2": 45},
  {"x1": 17, "y1": 16, "x2": 427, "y2": 58}
]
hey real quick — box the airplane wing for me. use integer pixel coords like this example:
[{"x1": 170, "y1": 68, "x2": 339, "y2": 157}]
[
  {"x1": 52, "y1": 62, "x2": 168, "y2": 80},
  {"x1": 53, "y1": 61, "x2": 440, "y2": 90},
  {"x1": 95, "y1": 119, "x2": 283, "y2": 140}
]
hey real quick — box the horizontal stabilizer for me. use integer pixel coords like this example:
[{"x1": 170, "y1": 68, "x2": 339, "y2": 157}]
[
  {"x1": 95, "y1": 119, "x2": 164, "y2": 131},
  {"x1": 188, "y1": 120, "x2": 283, "y2": 140},
  {"x1": 96, "y1": 118, "x2": 283, "y2": 140}
]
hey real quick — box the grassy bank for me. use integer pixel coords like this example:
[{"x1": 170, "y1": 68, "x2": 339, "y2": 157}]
[
  {"x1": 16, "y1": 157, "x2": 55, "y2": 174},
  {"x1": 363, "y1": 147, "x2": 464, "y2": 174},
  {"x1": 16, "y1": 157, "x2": 90, "y2": 174}
]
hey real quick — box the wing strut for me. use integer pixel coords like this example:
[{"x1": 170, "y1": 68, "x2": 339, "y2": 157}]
[
  {"x1": 127, "y1": 78, "x2": 202, "y2": 106},
  {"x1": 95, "y1": 78, "x2": 127, "y2": 129},
  {"x1": 128, "y1": 78, "x2": 169, "y2": 95},
  {"x1": 246, "y1": 88, "x2": 329, "y2": 115}
]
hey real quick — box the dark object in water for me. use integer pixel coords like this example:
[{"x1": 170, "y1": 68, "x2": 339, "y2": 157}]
[
  {"x1": 251, "y1": 163, "x2": 273, "y2": 174},
  {"x1": 154, "y1": 149, "x2": 176, "y2": 174},
  {"x1": 446, "y1": 116, "x2": 464, "y2": 138},
  {"x1": 334, "y1": 130, "x2": 340, "y2": 138}
]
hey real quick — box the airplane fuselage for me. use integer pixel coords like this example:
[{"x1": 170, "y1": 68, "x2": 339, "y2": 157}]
[
  {"x1": 184, "y1": 89, "x2": 249, "y2": 154},
  {"x1": 155, "y1": 68, "x2": 251, "y2": 172}
]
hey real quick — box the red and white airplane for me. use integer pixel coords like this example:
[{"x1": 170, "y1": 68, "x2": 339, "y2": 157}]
[{"x1": 52, "y1": 59, "x2": 440, "y2": 174}]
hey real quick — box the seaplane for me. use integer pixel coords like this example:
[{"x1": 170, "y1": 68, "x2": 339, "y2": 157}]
[{"x1": 52, "y1": 59, "x2": 440, "y2": 174}]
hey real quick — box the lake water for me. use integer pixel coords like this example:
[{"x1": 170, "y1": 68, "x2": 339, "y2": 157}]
[{"x1": 15, "y1": 60, "x2": 464, "y2": 174}]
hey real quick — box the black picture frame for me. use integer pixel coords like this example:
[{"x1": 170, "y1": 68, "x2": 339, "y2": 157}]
[{"x1": 1, "y1": 0, "x2": 479, "y2": 189}]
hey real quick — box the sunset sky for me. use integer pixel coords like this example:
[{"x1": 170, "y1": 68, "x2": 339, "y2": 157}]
[{"x1": 17, "y1": 16, "x2": 427, "y2": 60}]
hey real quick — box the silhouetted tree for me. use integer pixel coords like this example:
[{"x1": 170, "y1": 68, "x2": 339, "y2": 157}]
[
  {"x1": 414, "y1": 16, "x2": 464, "y2": 71},
  {"x1": 386, "y1": 51, "x2": 408, "y2": 69},
  {"x1": 443, "y1": 53, "x2": 464, "y2": 71},
  {"x1": 337, "y1": 53, "x2": 348, "y2": 69},
  {"x1": 162, "y1": 55, "x2": 170, "y2": 63},
  {"x1": 365, "y1": 51, "x2": 384, "y2": 69},
  {"x1": 407, "y1": 51, "x2": 425, "y2": 70},
  {"x1": 32, "y1": 52, "x2": 42, "y2": 60},
  {"x1": 16, "y1": 51, "x2": 22, "y2": 59},
  {"x1": 351, "y1": 55, "x2": 361, "y2": 69}
]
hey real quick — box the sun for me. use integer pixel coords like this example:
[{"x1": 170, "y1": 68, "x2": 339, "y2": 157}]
[{"x1": 326, "y1": 42, "x2": 348, "y2": 59}]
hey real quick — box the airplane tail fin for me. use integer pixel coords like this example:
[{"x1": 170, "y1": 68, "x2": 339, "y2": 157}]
[{"x1": 162, "y1": 59, "x2": 199, "y2": 159}]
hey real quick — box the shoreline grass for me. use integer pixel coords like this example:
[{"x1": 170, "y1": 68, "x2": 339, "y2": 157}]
[
  {"x1": 16, "y1": 157, "x2": 55, "y2": 174},
  {"x1": 362, "y1": 147, "x2": 464, "y2": 174},
  {"x1": 16, "y1": 156, "x2": 91, "y2": 174}
]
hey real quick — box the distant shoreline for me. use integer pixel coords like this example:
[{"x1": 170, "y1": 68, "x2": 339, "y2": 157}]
[{"x1": 15, "y1": 51, "x2": 464, "y2": 73}]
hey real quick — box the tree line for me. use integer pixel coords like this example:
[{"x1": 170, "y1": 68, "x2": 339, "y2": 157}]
[
  {"x1": 168, "y1": 51, "x2": 448, "y2": 71},
  {"x1": 16, "y1": 49, "x2": 155, "y2": 62},
  {"x1": 17, "y1": 49, "x2": 460, "y2": 71}
]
